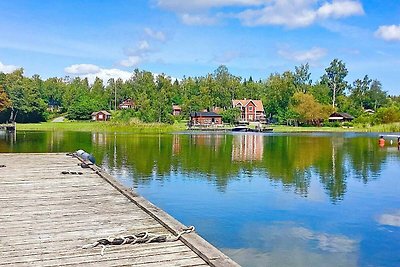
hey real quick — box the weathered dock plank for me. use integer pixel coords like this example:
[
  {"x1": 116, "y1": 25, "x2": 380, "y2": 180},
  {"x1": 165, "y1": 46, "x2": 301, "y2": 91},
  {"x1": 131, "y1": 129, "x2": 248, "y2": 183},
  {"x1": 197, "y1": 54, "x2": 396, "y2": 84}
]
[{"x1": 0, "y1": 153, "x2": 239, "y2": 267}]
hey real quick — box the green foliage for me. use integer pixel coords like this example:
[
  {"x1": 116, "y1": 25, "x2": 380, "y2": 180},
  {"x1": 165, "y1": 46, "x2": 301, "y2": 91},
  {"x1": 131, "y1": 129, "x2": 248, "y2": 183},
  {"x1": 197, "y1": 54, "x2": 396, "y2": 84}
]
[
  {"x1": 66, "y1": 95, "x2": 101, "y2": 120},
  {"x1": 0, "y1": 85, "x2": 11, "y2": 112},
  {"x1": 321, "y1": 59, "x2": 349, "y2": 108},
  {"x1": 374, "y1": 106, "x2": 400, "y2": 124},
  {"x1": 354, "y1": 113, "x2": 374, "y2": 127},
  {"x1": 221, "y1": 108, "x2": 241, "y2": 124},
  {"x1": 291, "y1": 92, "x2": 334, "y2": 125},
  {"x1": 0, "y1": 62, "x2": 399, "y2": 127}
]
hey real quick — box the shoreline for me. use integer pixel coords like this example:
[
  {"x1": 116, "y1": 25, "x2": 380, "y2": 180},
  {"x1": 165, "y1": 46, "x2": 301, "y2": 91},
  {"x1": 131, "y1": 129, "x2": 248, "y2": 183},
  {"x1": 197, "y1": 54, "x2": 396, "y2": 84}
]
[{"x1": 14, "y1": 121, "x2": 400, "y2": 134}]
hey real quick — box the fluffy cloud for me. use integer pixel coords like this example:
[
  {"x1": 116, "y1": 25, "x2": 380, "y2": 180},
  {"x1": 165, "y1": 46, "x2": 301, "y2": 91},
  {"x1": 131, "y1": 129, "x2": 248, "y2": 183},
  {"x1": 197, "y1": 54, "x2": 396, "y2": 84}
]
[
  {"x1": 224, "y1": 223, "x2": 358, "y2": 267},
  {"x1": 291, "y1": 227, "x2": 357, "y2": 253},
  {"x1": 64, "y1": 64, "x2": 100, "y2": 74},
  {"x1": 317, "y1": 0, "x2": 364, "y2": 18},
  {"x1": 238, "y1": 0, "x2": 364, "y2": 28},
  {"x1": 0, "y1": 61, "x2": 20, "y2": 73},
  {"x1": 144, "y1": 28, "x2": 167, "y2": 42},
  {"x1": 377, "y1": 211, "x2": 400, "y2": 227},
  {"x1": 120, "y1": 56, "x2": 143, "y2": 67},
  {"x1": 64, "y1": 64, "x2": 132, "y2": 83},
  {"x1": 278, "y1": 46, "x2": 327, "y2": 62},
  {"x1": 375, "y1": 25, "x2": 400, "y2": 41},
  {"x1": 156, "y1": 0, "x2": 364, "y2": 28},
  {"x1": 119, "y1": 40, "x2": 152, "y2": 67}
]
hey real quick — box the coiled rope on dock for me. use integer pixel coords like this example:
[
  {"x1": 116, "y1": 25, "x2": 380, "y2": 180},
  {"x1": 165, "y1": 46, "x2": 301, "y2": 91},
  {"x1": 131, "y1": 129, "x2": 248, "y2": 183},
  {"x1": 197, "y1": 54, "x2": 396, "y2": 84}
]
[{"x1": 82, "y1": 226, "x2": 195, "y2": 256}]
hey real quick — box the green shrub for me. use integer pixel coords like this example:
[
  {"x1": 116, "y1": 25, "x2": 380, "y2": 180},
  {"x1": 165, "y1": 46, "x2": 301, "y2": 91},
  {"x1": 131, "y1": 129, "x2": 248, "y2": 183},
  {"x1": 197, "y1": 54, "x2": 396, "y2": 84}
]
[{"x1": 374, "y1": 106, "x2": 400, "y2": 124}]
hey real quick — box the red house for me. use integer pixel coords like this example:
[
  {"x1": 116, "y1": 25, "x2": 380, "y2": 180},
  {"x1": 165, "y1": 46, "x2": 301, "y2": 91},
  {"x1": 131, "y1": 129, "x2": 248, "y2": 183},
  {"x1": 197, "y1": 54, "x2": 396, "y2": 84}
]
[
  {"x1": 232, "y1": 99, "x2": 265, "y2": 122},
  {"x1": 118, "y1": 99, "x2": 135, "y2": 109},
  {"x1": 91, "y1": 110, "x2": 111, "y2": 121},
  {"x1": 189, "y1": 112, "x2": 222, "y2": 126}
]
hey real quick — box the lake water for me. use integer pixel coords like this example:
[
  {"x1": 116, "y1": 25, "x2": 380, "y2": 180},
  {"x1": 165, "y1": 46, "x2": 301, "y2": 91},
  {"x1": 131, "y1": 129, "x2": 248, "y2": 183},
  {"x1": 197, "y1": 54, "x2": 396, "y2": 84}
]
[{"x1": 1, "y1": 130, "x2": 399, "y2": 266}]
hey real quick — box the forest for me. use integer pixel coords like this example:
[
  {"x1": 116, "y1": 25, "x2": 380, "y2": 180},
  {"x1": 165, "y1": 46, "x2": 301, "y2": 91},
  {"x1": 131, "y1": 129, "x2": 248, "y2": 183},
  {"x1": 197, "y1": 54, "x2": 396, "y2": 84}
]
[{"x1": 0, "y1": 58, "x2": 399, "y2": 126}]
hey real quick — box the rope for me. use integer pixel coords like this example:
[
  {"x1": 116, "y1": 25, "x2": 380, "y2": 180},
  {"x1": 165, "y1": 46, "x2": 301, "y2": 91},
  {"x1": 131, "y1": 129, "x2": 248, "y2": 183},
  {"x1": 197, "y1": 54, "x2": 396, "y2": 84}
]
[{"x1": 82, "y1": 226, "x2": 195, "y2": 256}]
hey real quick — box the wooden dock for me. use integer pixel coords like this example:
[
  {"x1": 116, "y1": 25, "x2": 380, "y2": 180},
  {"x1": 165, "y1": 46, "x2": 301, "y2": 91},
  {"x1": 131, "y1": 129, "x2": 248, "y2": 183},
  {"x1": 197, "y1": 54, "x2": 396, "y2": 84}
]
[
  {"x1": 0, "y1": 123, "x2": 16, "y2": 132},
  {"x1": 0, "y1": 153, "x2": 239, "y2": 267}
]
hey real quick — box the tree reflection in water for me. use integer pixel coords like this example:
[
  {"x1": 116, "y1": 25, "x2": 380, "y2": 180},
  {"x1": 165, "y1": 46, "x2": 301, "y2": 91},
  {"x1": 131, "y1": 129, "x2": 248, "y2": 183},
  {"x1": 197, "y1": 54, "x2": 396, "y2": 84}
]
[{"x1": 0, "y1": 131, "x2": 396, "y2": 202}]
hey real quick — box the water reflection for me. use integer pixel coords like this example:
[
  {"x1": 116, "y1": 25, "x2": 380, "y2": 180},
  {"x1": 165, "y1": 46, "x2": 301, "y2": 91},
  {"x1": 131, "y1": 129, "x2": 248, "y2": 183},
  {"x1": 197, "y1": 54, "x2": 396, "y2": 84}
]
[
  {"x1": 232, "y1": 134, "x2": 264, "y2": 162},
  {"x1": 223, "y1": 222, "x2": 359, "y2": 267},
  {"x1": 0, "y1": 131, "x2": 399, "y2": 202}
]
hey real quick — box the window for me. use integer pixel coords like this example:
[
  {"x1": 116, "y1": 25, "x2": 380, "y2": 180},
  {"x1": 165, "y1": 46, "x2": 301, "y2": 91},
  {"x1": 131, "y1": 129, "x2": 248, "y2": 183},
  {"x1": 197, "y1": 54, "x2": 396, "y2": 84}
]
[{"x1": 249, "y1": 106, "x2": 253, "y2": 111}]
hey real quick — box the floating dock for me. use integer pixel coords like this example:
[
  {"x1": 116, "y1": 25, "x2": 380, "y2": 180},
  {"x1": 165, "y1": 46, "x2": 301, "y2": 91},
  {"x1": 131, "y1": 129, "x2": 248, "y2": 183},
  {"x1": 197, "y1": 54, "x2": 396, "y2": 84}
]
[
  {"x1": 0, "y1": 153, "x2": 238, "y2": 266},
  {"x1": 0, "y1": 123, "x2": 16, "y2": 132}
]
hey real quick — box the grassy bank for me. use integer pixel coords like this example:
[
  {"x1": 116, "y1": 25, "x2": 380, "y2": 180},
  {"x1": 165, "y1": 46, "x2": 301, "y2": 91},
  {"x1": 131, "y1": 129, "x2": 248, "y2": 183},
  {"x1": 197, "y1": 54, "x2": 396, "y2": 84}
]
[
  {"x1": 271, "y1": 123, "x2": 400, "y2": 133},
  {"x1": 17, "y1": 121, "x2": 187, "y2": 133},
  {"x1": 16, "y1": 121, "x2": 400, "y2": 133}
]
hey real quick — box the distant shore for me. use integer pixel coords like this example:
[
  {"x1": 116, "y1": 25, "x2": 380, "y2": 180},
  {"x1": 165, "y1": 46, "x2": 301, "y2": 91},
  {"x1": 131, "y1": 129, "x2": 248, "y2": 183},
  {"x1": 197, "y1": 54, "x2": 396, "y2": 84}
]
[{"x1": 15, "y1": 121, "x2": 400, "y2": 133}]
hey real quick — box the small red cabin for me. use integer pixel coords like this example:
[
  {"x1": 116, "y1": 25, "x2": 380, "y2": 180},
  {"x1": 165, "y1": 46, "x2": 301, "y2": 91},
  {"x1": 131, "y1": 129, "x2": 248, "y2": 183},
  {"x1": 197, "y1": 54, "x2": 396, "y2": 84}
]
[
  {"x1": 189, "y1": 112, "x2": 222, "y2": 126},
  {"x1": 91, "y1": 110, "x2": 111, "y2": 121}
]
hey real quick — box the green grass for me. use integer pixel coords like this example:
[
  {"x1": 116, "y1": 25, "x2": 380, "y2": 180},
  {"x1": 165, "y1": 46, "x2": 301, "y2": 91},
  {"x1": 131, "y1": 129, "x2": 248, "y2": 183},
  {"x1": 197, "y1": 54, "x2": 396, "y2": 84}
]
[
  {"x1": 271, "y1": 123, "x2": 400, "y2": 133},
  {"x1": 17, "y1": 121, "x2": 187, "y2": 133},
  {"x1": 16, "y1": 121, "x2": 400, "y2": 133}
]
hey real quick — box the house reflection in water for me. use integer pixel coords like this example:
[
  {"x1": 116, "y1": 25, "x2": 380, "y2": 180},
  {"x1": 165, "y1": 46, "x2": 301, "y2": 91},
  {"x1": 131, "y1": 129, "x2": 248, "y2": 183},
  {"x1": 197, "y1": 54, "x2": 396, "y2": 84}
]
[
  {"x1": 232, "y1": 134, "x2": 264, "y2": 162},
  {"x1": 172, "y1": 135, "x2": 181, "y2": 155},
  {"x1": 92, "y1": 132, "x2": 107, "y2": 146},
  {"x1": 189, "y1": 134, "x2": 223, "y2": 150}
]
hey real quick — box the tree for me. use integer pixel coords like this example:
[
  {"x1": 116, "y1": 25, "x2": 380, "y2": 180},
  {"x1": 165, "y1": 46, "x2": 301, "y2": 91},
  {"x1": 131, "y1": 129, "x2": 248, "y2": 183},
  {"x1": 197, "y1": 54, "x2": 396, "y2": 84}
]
[
  {"x1": 350, "y1": 75, "x2": 371, "y2": 110},
  {"x1": 294, "y1": 63, "x2": 312, "y2": 93},
  {"x1": 221, "y1": 108, "x2": 241, "y2": 124},
  {"x1": 264, "y1": 71, "x2": 296, "y2": 123},
  {"x1": 0, "y1": 85, "x2": 11, "y2": 112},
  {"x1": 365, "y1": 80, "x2": 387, "y2": 110},
  {"x1": 291, "y1": 92, "x2": 333, "y2": 125},
  {"x1": 321, "y1": 59, "x2": 348, "y2": 108}
]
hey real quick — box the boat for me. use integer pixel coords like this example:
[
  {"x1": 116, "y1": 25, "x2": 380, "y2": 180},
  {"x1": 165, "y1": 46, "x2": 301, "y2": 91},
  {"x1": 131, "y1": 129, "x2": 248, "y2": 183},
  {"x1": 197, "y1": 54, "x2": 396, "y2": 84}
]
[{"x1": 232, "y1": 125, "x2": 249, "y2": 132}]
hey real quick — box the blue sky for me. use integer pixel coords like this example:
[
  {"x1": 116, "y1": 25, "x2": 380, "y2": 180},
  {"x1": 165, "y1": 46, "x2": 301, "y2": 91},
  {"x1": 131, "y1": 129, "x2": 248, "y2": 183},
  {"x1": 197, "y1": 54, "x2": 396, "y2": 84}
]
[{"x1": 0, "y1": 0, "x2": 399, "y2": 94}]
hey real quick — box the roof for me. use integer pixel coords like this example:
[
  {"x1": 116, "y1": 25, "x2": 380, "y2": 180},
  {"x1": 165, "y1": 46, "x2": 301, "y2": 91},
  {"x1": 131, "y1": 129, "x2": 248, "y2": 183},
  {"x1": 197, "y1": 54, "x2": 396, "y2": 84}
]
[
  {"x1": 190, "y1": 111, "x2": 222, "y2": 117},
  {"x1": 172, "y1": 105, "x2": 182, "y2": 110},
  {"x1": 92, "y1": 110, "x2": 111, "y2": 116},
  {"x1": 232, "y1": 99, "x2": 264, "y2": 112},
  {"x1": 329, "y1": 112, "x2": 354, "y2": 119},
  {"x1": 120, "y1": 99, "x2": 134, "y2": 104}
]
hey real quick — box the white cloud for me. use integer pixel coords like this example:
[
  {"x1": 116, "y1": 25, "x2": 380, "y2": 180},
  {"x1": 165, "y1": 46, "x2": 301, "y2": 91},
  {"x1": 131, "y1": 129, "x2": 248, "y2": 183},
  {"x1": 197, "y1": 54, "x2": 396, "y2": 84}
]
[
  {"x1": 317, "y1": 0, "x2": 364, "y2": 18},
  {"x1": 64, "y1": 64, "x2": 101, "y2": 75},
  {"x1": 238, "y1": 0, "x2": 364, "y2": 28},
  {"x1": 291, "y1": 227, "x2": 357, "y2": 253},
  {"x1": 238, "y1": 0, "x2": 317, "y2": 28},
  {"x1": 156, "y1": 0, "x2": 264, "y2": 12},
  {"x1": 120, "y1": 56, "x2": 143, "y2": 67},
  {"x1": 119, "y1": 40, "x2": 152, "y2": 67},
  {"x1": 0, "y1": 61, "x2": 20, "y2": 73},
  {"x1": 224, "y1": 223, "x2": 358, "y2": 267},
  {"x1": 180, "y1": 13, "x2": 219, "y2": 26},
  {"x1": 377, "y1": 211, "x2": 400, "y2": 227},
  {"x1": 156, "y1": 0, "x2": 365, "y2": 28},
  {"x1": 278, "y1": 46, "x2": 327, "y2": 62},
  {"x1": 375, "y1": 25, "x2": 400, "y2": 41},
  {"x1": 144, "y1": 28, "x2": 167, "y2": 42},
  {"x1": 138, "y1": 40, "x2": 150, "y2": 51},
  {"x1": 64, "y1": 63, "x2": 132, "y2": 83}
]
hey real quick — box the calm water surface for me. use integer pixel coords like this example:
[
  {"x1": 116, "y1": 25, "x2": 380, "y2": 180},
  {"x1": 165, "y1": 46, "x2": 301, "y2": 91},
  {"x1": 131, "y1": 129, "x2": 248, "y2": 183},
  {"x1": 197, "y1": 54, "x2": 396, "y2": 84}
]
[{"x1": 1, "y1": 130, "x2": 399, "y2": 267}]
